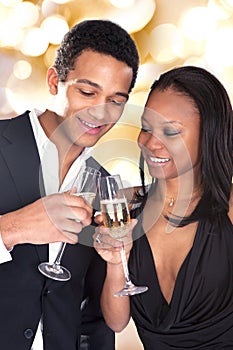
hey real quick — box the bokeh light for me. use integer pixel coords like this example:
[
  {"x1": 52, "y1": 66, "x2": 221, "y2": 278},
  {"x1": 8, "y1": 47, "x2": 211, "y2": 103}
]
[
  {"x1": 205, "y1": 26, "x2": 233, "y2": 68},
  {"x1": 13, "y1": 59, "x2": 32, "y2": 79},
  {"x1": 12, "y1": 1, "x2": 39, "y2": 28},
  {"x1": 0, "y1": 0, "x2": 22, "y2": 7},
  {"x1": 1, "y1": 1, "x2": 233, "y2": 347},
  {"x1": 180, "y1": 7, "x2": 216, "y2": 41},
  {"x1": 20, "y1": 27, "x2": 49, "y2": 56},
  {"x1": 41, "y1": 15, "x2": 69, "y2": 45},
  {"x1": 150, "y1": 23, "x2": 183, "y2": 63},
  {"x1": 109, "y1": 0, "x2": 135, "y2": 8},
  {"x1": 1, "y1": 0, "x2": 233, "y2": 110},
  {"x1": 1, "y1": 1, "x2": 233, "y2": 178}
]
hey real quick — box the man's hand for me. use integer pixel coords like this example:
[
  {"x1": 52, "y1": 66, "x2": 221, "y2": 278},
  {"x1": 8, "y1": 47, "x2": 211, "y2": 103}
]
[{"x1": 0, "y1": 192, "x2": 93, "y2": 249}]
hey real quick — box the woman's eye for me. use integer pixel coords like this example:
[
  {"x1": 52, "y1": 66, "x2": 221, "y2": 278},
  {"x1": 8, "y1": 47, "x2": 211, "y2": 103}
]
[
  {"x1": 164, "y1": 128, "x2": 180, "y2": 136},
  {"x1": 141, "y1": 126, "x2": 151, "y2": 133}
]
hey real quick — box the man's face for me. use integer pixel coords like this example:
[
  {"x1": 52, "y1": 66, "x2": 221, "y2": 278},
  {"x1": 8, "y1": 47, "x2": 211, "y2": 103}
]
[{"x1": 47, "y1": 50, "x2": 133, "y2": 148}]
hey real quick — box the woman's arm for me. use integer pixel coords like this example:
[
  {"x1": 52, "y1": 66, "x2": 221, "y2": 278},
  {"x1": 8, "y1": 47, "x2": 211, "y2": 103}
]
[
  {"x1": 93, "y1": 222, "x2": 136, "y2": 332},
  {"x1": 100, "y1": 262, "x2": 131, "y2": 332}
]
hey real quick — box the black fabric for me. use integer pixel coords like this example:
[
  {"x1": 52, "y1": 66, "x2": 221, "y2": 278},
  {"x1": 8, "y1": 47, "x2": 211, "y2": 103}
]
[
  {"x1": 129, "y1": 215, "x2": 233, "y2": 349},
  {"x1": 0, "y1": 111, "x2": 114, "y2": 350}
]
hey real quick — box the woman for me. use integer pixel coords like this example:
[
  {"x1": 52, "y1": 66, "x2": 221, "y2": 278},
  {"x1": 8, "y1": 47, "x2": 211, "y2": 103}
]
[{"x1": 95, "y1": 66, "x2": 233, "y2": 349}]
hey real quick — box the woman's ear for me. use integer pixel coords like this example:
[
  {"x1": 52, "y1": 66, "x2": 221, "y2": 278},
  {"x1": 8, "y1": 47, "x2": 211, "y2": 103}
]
[{"x1": 47, "y1": 66, "x2": 58, "y2": 95}]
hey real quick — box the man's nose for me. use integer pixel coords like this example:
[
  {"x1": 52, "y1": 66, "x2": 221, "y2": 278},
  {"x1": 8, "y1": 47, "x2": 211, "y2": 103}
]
[{"x1": 87, "y1": 103, "x2": 108, "y2": 121}]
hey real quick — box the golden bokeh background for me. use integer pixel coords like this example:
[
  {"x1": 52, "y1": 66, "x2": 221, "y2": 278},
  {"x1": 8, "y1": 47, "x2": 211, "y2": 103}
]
[
  {"x1": 2, "y1": 0, "x2": 233, "y2": 117},
  {"x1": 1, "y1": 0, "x2": 233, "y2": 348},
  {"x1": 1, "y1": 0, "x2": 233, "y2": 190}
]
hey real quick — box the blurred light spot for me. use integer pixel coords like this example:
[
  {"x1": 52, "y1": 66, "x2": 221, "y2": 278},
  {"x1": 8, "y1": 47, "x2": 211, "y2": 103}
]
[
  {"x1": 12, "y1": 1, "x2": 39, "y2": 28},
  {"x1": 13, "y1": 60, "x2": 32, "y2": 80},
  {"x1": 43, "y1": 45, "x2": 58, "y2": 67},
  {"x1": 183, "y1": 56, "x2": 208, "y2": 69},
  {"x1": 205, "y1": 27, "x2": 233, "y2": 67},
  {"x1": 180, "y1": 7, "x2": 216, "y2": 41},
  {"x1": 208, "y1": 0, "x2": 232, "y2": 20},
  {"x1": 106, "y1": 159, "x2": 141, "y2": 187},
  {"x1": 100, "y1": 0, "x2": 156, "y2": 33},
  {"x1": 0, "y1": 87, "x2": 14, "y2": 115},
  {"x1": 0, "y1": 0, "x2": 22, "y2": 7},
  {"x1": 221, "y1": 0, "x2": 233, "y2": 10},
  {"x1": 42, "y1": 0, "x2": 59, "y2": 17},
  {"x1": 20, "y1": 28, "x2": 49, "y2": 56},
  {"x1": 6, "y1": 73, "x2": 51, "y2": 114},
  {"x1": 109, "y1": 0, "x2": 135, "y2": 8},
  {"x1": 41, "y1": 16, "x2": 69, "y2": 45},
  {"x1": 134, "y1": 29, "x2": 150, "y2": 61},
  {"x1": 135, "y1": 63, "x2": 162, "y2": 91},
  {"x1": 50, "y1": 0, "x2": 71, "y2": 3},
  {"x1": 0, "y1": 19, "x2": 24, "y2": 47},
  {"x1": 150, "y1": 24, "x2": 183, "y2": 63},
  {"x1": 0, "y1": 5, "x2": 9, "y2": 23},
  {"x1": 128, "y1": 91, "x2": 149, "y2": 106}
]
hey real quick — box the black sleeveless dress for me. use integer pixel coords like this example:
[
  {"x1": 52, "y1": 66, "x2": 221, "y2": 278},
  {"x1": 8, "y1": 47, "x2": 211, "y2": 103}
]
[{"x1": 129, "y1": 215, "x2": 233, "y2": 349}]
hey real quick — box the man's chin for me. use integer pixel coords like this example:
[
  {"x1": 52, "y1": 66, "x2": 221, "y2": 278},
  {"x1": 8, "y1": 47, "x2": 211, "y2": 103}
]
[
  {"x1": 74, "y1": 137, "x2": 101, "y2": 149},
  {"x1": 75, "y1": 128, "x2": 112, "y2": 147}
]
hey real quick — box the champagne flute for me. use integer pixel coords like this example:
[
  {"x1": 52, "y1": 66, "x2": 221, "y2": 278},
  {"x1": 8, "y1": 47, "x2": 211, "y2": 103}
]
[
  {"x1": 38, "y1": 166, "x2": 101, "y2": 281},
  {"x1": 98, "y1": 174, "x2": 148, "y2": 296}
]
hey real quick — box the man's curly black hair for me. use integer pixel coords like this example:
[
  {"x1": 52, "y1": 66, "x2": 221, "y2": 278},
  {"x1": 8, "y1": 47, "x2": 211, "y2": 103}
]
[{"x1": 54, "y1": 19, "x2": 139, "y2": 92}]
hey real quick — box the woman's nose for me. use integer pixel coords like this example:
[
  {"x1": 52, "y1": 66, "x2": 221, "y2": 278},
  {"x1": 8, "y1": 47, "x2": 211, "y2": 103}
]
[{"x1": 143, "y1": 133, "x2": 164, "y2": 151}]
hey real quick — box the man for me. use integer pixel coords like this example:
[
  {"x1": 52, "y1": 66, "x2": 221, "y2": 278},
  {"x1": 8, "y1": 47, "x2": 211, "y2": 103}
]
[{"x1": 0, "y1": 20, "x2": 139, "y2": 350}]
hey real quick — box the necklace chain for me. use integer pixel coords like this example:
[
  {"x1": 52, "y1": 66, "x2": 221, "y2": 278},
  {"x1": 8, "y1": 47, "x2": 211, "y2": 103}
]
[{"x1": 167, "y1": 189, "x2": 202, "y2": 209}]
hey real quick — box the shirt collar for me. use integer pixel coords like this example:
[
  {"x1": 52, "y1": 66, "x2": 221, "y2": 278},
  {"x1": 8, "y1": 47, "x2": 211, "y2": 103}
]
[{"x1": 28, "y1": 109, "x2": 92, "y2": 193}]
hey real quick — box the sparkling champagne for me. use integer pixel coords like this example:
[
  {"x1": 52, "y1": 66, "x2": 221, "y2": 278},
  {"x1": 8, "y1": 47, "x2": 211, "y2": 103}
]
[
  {"x1": 73, "y1": 192, "x2": 96, "y2": 205},
  {"x1": 100, "y1": 199, "x2": 130, "y2": 238}
]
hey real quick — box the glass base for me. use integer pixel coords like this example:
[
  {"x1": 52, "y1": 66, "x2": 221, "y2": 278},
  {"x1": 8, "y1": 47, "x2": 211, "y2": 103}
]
[
  {"x1": 113, "y1": 283, "x2": 148, "y2": 297},
  {"x1": 38, "y1": 262, "x2": 71, "y2": 281}
]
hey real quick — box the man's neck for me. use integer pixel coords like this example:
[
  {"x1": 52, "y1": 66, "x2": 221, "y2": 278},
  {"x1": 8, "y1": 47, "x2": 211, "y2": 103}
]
[{"x1": 39, "y1": 110, "x2": 84, "y2": 184}]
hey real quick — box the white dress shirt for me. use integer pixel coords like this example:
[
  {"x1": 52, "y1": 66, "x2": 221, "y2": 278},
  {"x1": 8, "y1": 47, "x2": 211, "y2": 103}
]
[{"x1": 0, "y1": 109, "x2": 91, "y2": 349}]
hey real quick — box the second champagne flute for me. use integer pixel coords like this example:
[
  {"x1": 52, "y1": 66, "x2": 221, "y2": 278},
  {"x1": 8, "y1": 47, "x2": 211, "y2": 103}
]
[
  {"x1": 38, "y1": 166, "x2": 101, "y2": 281},
  {"x1": 98, "y1": 174, "x2": 148, "y2": 296}
]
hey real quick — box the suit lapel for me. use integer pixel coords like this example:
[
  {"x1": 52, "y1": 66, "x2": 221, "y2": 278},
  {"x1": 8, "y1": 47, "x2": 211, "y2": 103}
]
[
  {"x1": 86, "y1": 156, "x2": 110, "y2": 176},
  {"x1": 0, "y1": 112, "x2": 47, "y2": 262},
  {"x1": 0, "y1": 113, "x2": 45, "y2": 203}
]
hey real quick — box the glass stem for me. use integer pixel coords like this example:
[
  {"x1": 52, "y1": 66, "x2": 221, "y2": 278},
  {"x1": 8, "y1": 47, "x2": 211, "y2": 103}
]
[
  {"x1": 54, "y1": 242, "x2": 67, "y2": 266},
  {"x1": 120, "y1": 244, "x2": 131, "y2": 284}
]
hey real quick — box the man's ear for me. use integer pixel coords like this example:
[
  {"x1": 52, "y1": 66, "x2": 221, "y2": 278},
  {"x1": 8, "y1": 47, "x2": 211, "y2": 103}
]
[{"x1": 47, "y1": 66, "x2": 58, "y2": 95}]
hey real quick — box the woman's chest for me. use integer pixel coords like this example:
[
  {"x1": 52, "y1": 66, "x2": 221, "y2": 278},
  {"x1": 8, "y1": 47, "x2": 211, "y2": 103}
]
[{"x1": 146, "y1": 220, "x2": 197, "y2": 304}]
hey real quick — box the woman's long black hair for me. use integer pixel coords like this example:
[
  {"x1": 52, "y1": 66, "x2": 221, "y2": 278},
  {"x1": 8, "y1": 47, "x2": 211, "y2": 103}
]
[{"x1": 139, "y1": 66, "x2": 233, "y2": 226}]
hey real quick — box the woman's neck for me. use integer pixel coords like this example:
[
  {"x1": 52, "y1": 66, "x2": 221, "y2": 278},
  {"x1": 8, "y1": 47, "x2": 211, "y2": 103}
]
[{"x1": 149, "y1": 174, "x2": 203, "y2": 216}]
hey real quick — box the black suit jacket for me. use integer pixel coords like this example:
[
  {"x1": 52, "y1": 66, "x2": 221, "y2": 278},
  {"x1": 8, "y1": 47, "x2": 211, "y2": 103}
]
[{"x1": 0, "y1": 111, "x2": 114, "y2": 350}]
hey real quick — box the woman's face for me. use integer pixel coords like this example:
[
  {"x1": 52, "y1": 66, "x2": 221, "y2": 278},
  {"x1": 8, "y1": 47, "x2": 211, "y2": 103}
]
[{"x1": 138, "y1": 87, "x2": 201, "y2": 180}]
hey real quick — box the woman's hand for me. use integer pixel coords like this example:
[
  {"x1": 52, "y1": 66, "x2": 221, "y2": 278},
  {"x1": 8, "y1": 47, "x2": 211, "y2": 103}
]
[{"x1": 93, "y1": 219, "x2": 137, "y2": 265}]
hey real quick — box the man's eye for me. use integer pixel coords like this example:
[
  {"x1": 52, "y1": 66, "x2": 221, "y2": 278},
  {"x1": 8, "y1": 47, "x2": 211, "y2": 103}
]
[
  {"x1": 79, "y1": 89, "x2": 94, "y2": 96},
  {"x1": 110, "y1": 99, "x2": 125, "y2": 106}
]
